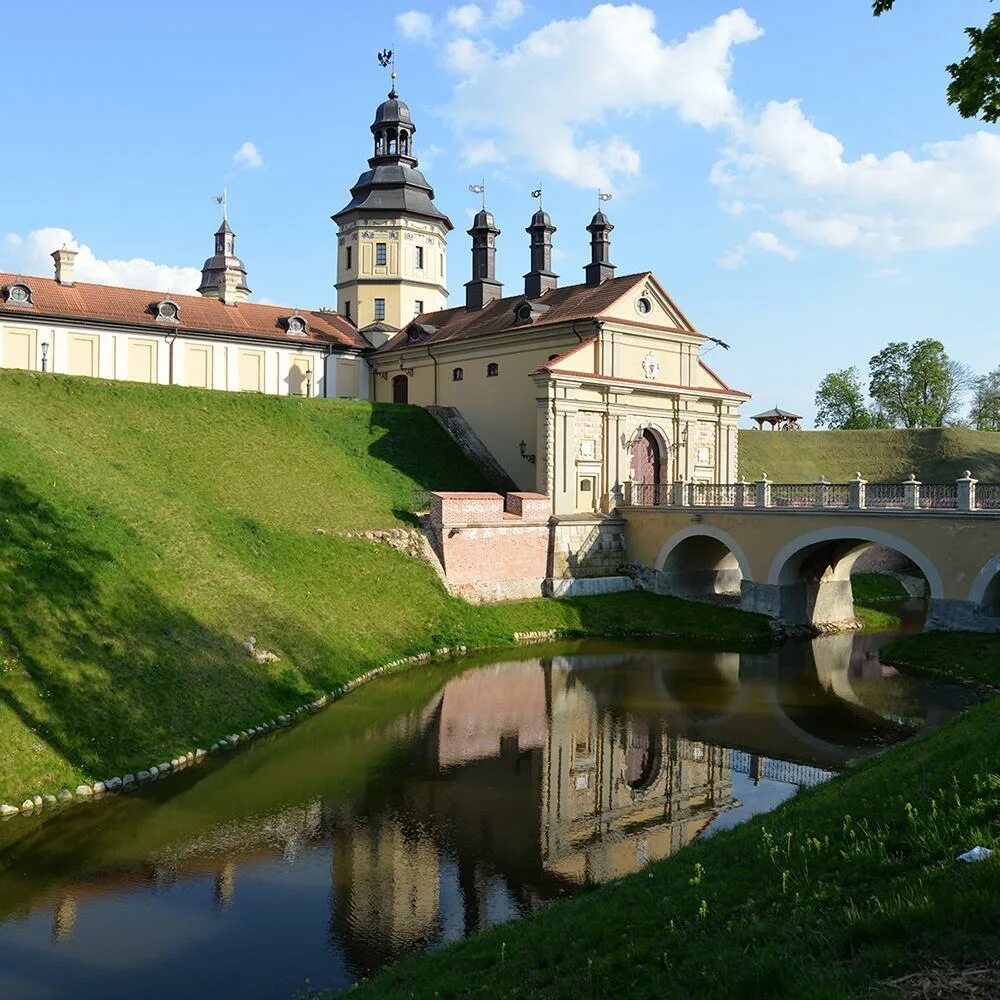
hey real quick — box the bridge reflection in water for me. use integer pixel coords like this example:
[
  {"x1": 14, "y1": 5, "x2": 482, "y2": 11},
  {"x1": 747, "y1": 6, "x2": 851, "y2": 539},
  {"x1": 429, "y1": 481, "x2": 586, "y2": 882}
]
[{"x1": 0, "y1": 633, "x2": 971, "y2": 999}]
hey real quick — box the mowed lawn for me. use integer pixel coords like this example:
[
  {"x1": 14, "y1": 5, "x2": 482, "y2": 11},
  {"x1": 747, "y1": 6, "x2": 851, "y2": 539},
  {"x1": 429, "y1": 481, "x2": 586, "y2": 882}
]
[
  {"x1": 738, "y1": 427, "x2": 1000, "y2": 484},
  {"x1": 0, "y1": 371, "x2": 770, "y2": 803}
]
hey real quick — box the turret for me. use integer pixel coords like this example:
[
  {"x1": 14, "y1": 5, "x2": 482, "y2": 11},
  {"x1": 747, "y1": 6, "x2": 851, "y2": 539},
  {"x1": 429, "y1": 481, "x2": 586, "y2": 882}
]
[
  {"x1": 583, "y1": 210, "x2": 615, "y2": 286},
  {"x1": 198, "y1": 217, "x2": 251, "y2": 305},
  {"x1": 465, "y1": 208, "x2": 502, "y2": 310},
  {"x1": 523, "y1": 209, "x2": 557, "y2": 299}
]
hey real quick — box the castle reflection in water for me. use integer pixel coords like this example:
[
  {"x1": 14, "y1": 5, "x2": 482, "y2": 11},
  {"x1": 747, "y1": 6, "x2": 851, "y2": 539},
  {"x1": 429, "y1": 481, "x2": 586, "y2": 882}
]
[{"x1": 4, "y1": 633, "x2": 955, "y2": 991}]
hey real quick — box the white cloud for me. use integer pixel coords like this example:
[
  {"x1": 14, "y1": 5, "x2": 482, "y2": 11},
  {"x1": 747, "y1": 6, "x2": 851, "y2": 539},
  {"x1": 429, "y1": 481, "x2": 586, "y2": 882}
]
[
  {"x1": 3, "y1": 227, "x2": 202, "y2": 294},
  {"x1": 396, "y1": 9, "x2": 433, "y2": 39},
  {"x1": 714, "y1": 100, "x2": 1000, "y2": 256},
  {"x1": 441, "y1": 4, "x2": 763, "y2": 189},
  {"x1": 233, "y1": 141, "x2": 263, "y2": 169},
  {"x1": 491, "y1": 0, "x2": 523, "y2": 27},
  {"x1": 447, "y1": 3, "x2": 483, "y2": 31},
  {"x1": 718, "y1": 230, "x2": 797, "y2": 269},
  {"x1": 462, "y1": 138, "x2": 506, "y2": 165}
]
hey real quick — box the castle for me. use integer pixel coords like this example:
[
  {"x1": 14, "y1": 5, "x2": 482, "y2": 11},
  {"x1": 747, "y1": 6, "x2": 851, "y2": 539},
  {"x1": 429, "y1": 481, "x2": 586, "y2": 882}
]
[{"x1": 0, "y1": 84, "x2": 748, "y2": 516}]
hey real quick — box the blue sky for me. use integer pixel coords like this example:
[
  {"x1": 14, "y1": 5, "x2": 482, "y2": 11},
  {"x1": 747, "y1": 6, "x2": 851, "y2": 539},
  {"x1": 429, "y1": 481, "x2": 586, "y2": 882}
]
[{"x1": 1, "y1": 1, "x2": 996, "y2": 423}]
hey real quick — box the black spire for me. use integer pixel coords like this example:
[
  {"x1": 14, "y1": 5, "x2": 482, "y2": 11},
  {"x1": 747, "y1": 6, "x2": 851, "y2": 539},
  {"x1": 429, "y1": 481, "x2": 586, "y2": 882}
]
[
  {"x1": 524, "y1": 209, "x2": 557, "y2": 298},
  {"x1": 465, "y1": 208, "x2": 502, "y2": 310},
  {"x1": 584, "y1": 210, "x2": 616, "y2": 286}
]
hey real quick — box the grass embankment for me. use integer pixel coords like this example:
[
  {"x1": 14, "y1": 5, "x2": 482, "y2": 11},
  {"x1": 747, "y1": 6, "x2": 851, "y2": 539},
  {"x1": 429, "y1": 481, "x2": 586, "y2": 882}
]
[
  {"x1": 851, "y1": 572, "x2": 910, "y2": 631},
  {"x1": 738, "y1": 427, "x2": 1000, "y2": 483},
  {"x1": 356, "y1": 631, "x2": 1000, "y2": 999},
  {"x1": 0, "y1": 371, "x2": 769, "y2": 804}
]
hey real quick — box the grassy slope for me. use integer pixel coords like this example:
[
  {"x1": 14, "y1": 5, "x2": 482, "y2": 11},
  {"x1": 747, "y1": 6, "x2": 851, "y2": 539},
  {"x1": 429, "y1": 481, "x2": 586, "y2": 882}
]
[
  {"x1": 358, "y1": 634, "x2": 1000, "y2": 1000},
  {"x1": 0, "y1": 371, "x2": 769, "y2": 803},
  {"x1": 738, "y1": 427, "x2": 1000, "y2": 483}
]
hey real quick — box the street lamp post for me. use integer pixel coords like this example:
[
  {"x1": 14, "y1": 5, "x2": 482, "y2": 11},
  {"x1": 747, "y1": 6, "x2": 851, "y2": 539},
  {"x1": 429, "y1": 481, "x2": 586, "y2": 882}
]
[{"x1": 41, "y1": 341, "x2": 49, "y2": 373}]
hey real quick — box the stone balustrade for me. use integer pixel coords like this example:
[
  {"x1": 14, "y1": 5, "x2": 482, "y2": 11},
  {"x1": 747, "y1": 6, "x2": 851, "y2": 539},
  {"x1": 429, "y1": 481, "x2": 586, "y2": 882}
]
[{"x1": 624, "y1": 471, "x2": 998, "y2": 513}]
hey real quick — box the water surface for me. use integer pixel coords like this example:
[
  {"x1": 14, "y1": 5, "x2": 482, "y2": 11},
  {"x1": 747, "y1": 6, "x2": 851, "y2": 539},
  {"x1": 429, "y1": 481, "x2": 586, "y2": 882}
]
[{"x1": 0, "y1": 629, "x2": 972, "y2": 998}]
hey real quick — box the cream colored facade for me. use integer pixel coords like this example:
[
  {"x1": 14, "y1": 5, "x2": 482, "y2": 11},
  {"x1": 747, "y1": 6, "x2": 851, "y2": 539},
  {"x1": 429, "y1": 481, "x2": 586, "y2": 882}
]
[
  {"x1": 335, "y1": 216, "x2": 449, "y2": 339},
  {"x1": 0, "y1": 316, "x2": 368, "y2": 399},
  {"x1": 372, "y1": 274, "x2": 746, "y2": 516}
]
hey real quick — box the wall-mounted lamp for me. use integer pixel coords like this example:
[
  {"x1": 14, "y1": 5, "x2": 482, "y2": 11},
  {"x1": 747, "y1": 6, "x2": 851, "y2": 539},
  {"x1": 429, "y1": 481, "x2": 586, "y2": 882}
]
[
  {"x1": 40, "y1": 341, "x2": 49, "y2": 372},
  {"x1": 519, "y1": 439, "x2": 536, "y2": 464}
]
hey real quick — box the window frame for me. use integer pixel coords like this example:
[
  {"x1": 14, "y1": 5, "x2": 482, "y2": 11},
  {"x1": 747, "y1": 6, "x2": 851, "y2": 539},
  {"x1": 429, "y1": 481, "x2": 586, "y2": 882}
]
[
  {"x1": 486, "y1": 362, "x2": 499, "y2": 377},
  {"x1": 415, "y1": 245, "x2": 424, "y2": 270},
  {"x1": 452, "y1": 367, "x2": 464, "y2": 382},
  {"x1": 375, "y1": 242, "x2": 387, "y2": 267},
  {"x1": 374, "y1": 298, "x2": 386, "y2": 322},
  {"x1": 345, "y1": 245, "x2": 353, "y2": 270}
]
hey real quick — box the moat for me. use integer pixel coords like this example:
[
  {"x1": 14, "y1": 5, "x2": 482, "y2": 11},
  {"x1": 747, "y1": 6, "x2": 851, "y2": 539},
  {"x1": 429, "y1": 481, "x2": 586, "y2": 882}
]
[{"x1": 0, "y1": 621, "x2": 975, "y2": 999}]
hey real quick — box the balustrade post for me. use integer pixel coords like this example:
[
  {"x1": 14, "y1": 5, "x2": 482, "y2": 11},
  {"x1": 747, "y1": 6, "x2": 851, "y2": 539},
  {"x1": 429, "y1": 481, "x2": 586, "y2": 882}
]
[
  {"x1": 848, "y1": 472, "x2": 867, "y2": 510},
  {"x1": 756, "y1": 473, "x2": 771, "y2": 509},
  {"x1": 903, "y1": 473, "x2": 921, "y2": 511},
  {"x1": 814, "y1": 475, "x2": 830, "y2": 508},
  {"x1": 957, "y1": 470, "x2": 977, "y2": 512},
  {"x1": 674, "y1": 477, "x2": 688, "y2": 507},
  {"x1": 623, "y1": 480, "x2": 633, "y2": 507},
  {"x1": 735, "y1": 480, "x2": 751, "y2": 508}
]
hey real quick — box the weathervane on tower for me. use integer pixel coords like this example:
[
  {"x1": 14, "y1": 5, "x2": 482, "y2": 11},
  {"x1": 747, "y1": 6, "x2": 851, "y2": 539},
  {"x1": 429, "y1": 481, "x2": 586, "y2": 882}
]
[
  {"x1": 469, "y1": 181, "x2": 486, "y2": 208},
  {"x1": 597, "y1": 190, "x2": 613, "y2": 209},
  {"x1": 213, "y1": 187, "x2": 229, "y2": 221},
  {"x1": 377, "y1": 47, "x2": 397, "y2": 93}
]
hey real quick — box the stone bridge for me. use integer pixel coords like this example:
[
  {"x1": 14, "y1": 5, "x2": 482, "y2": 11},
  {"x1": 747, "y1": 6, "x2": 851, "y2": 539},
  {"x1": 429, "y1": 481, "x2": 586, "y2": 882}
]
[{"x1": 620, "y1": 474, "x2": 1000, "y2": 632}]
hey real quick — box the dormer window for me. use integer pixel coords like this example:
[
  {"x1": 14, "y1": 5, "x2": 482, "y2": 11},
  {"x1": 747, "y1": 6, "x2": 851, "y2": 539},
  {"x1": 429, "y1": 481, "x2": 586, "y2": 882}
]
[
  {"x1": 3, "y1": 282, "x2": 33, "y2": 306},
  {"x1": 154, "y1": 299, "x2": 179, "y2": 323},
  {"x1": 515, "y1": 303, "x2": 533, "y2": 325},
  {"x1": 285, "y1": 315, "x2": 307, "y2": 335},
  {"x1": 512, "y1": 299, "x2": 550, "y2": 327}
]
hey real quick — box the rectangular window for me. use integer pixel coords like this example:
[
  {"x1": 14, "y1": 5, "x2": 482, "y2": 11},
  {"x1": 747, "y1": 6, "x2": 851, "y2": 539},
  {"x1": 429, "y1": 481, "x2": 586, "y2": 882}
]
[
  {"x1": 374, "y1": 298, "x2": 386, "y2": 321},
  {"x1": 344, "y1": 301, "x2": 351, "y2": 321},
  {"x1": 415, "y1": 246, "x2": 424, "y2": 269},
  {"x1": 414, "y1": 299, "x2": 424, "y2": 316},
  {"x1": 376, "y1": 242, "x2": 387, "y2": 266},
  {"x1": 345, "y1": 246, "x2": 352, "y2": 270}
]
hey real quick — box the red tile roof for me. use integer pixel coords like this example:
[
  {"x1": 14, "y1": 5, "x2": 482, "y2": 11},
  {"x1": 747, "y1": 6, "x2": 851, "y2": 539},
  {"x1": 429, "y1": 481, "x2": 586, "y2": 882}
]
[
  {"x1": 378, "y1": 272, "x2": 695, "y2": 352},
  {"x1": 0, "y1": 273, "x2": 368, "y2": 350}
]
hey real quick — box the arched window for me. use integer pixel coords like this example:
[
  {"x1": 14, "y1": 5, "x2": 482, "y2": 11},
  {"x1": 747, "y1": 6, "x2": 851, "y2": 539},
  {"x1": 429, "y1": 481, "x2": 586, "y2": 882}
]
[
  {"x1": 452, "y1": 367, "x2": 464, "y2": 382},
  {"x1": 392, "y1": 374, "x2": 408, "y2": 404},
  {"x1": 400, "y1": 132, "x2": 409, "y2": 155},
  {"x1": 486, "y1": 362, "x2": 499, "y2": 377}
]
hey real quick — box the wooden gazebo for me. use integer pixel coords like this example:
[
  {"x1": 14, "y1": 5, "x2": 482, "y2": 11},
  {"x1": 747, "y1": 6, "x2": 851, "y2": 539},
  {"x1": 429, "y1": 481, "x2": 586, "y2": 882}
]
[{"x1": 751, "y1": 407, "x2": 802, "y2": 431}]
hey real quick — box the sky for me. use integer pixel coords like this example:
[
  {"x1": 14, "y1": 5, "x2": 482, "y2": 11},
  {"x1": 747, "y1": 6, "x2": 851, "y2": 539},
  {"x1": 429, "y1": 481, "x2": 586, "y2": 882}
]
[{"x1": 1, "y1": 0, "x2": 997, "y2": 424}]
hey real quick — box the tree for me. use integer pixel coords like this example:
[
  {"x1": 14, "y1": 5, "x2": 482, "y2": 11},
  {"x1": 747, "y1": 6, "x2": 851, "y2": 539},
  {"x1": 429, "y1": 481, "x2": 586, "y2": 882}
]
[
  {"x1": 873, "y1": 1, "x2": 1000, "y2": 123},
  {"x1": 968, "y1": 366, "x2": 1000, "y2": 430},
  {"x1": 814, "y1": 368, "x2": 876, "y2": 429},
  {"x1": 868, "y1": 339, "x2": 968, "y2": 428}
]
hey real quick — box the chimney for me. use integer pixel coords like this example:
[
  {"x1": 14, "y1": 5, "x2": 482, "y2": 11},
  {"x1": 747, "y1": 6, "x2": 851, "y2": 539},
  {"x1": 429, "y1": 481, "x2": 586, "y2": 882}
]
[
  {"x1": 465, "y1": 208, "x2": 503, "y2": 310},
  {"x1": 51, "y1": 247, "x2": 78, "y2": 286},
  {"x1": 220, "y1": 269, "x2": 246, "y2": 306},
  {"x1": 523, "y1": 209, "x2": 558, "y2": 298},
  {"x1": 584, "y1": 210, "x2": 616, "y2": 286}
]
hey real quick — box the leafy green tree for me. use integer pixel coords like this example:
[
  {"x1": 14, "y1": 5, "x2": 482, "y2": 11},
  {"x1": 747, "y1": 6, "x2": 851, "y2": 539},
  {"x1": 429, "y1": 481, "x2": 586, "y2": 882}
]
[
  {"x1": 968, "y1": 366, "x2": 1000, "y2": 430},
  {"x1": 873, "y1": 1, "x2": 1000, "y2": 123},
  {"x1": 814, "y1": 368, "x2": 876, "y2": 429},
  {"x1": 868, "y1": 340, "x2": 968, "y2": 428}
]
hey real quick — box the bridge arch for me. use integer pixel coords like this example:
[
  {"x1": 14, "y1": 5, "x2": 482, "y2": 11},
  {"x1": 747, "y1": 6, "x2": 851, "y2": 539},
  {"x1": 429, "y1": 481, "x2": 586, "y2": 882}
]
[
  {"x1": 766, "y1": 525, "x2": 943, "y2": 628},
  {"x1": 654, "y1": 526, "x2": 751, "y2": 601}
]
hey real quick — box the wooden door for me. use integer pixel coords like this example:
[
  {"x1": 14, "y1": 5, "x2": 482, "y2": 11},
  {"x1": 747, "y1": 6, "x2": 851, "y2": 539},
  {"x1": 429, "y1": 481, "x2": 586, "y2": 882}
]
[{"x1": 392, "y1": 374, "x2": 408, "y2": 404}]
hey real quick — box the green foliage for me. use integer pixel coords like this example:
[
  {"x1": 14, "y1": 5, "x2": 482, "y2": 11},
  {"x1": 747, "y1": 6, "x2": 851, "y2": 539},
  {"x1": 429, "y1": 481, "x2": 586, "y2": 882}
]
[
  {"x1": 874, "y1": 2, "x2": 1000, "y2": 123},
  {"x1": 0, "y1": 371, "x2": 769, "y2": 803},
  {"x1": 882, "y1": 631, "x2": 1000, "y2": 692},
  {"x1": 737, "y1": 427, "x2": 1000, "y2": 484},
  {"x1": 852, "y1": 572, "x2": 910, "y2": 604},
  {"x1": 814, "y1": 367, "x2": 878, "y2": 429},
  {"x1": 969, "y1": 367, "x2": 1000, "y2": 431},
  {"x1": 868, "y1": 340, "x2": 967, "y2": 429}
]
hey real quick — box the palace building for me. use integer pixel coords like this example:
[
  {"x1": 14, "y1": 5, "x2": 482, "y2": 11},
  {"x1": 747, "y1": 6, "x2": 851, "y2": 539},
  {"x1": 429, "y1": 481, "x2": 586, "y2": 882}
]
[{"x1": 0, "y1": 83, "x2": 749, "y2": 515}]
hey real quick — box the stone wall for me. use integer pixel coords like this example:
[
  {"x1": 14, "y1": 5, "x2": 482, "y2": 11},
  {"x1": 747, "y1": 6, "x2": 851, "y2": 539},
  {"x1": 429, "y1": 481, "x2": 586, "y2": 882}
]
[
  {"x1": 428, "y1": 492, "x2": 551, "y2": 603},
  {"x1": 427, "y1": 494, "x2": 633, "y2": 603}
]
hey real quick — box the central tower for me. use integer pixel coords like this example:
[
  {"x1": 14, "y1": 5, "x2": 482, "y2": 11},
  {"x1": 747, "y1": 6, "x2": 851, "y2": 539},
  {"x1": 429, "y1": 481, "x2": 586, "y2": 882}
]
[{"x1": 333, "y1": 86, "x2": 453, "y2": 344}]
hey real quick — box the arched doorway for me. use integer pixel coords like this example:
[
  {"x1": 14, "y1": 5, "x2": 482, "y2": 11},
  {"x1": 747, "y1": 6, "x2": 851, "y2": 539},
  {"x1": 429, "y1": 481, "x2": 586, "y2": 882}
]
[
  {"x1": 630, "y1": 430, "x2": 662, "y2": 504},
  {"x1": 392, "y1": 374, "x2": 408, "y2": 404}
]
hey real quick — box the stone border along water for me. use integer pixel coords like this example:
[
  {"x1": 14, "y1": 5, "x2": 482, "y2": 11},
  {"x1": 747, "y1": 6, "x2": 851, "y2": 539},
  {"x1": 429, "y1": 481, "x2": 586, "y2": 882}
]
[
  {"x1": 0, "y1": 618, "x2": 794, "y2": 823},
  {"x1": 0, "y1": 643, "x2": 474, "y2": 823}
]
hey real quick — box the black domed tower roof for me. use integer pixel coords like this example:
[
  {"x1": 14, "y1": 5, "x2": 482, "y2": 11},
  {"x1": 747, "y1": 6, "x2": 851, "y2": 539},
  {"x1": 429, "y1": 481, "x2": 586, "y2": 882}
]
[{"x1": 333, "y1": 87, "x2": 452, "y2": 230}]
